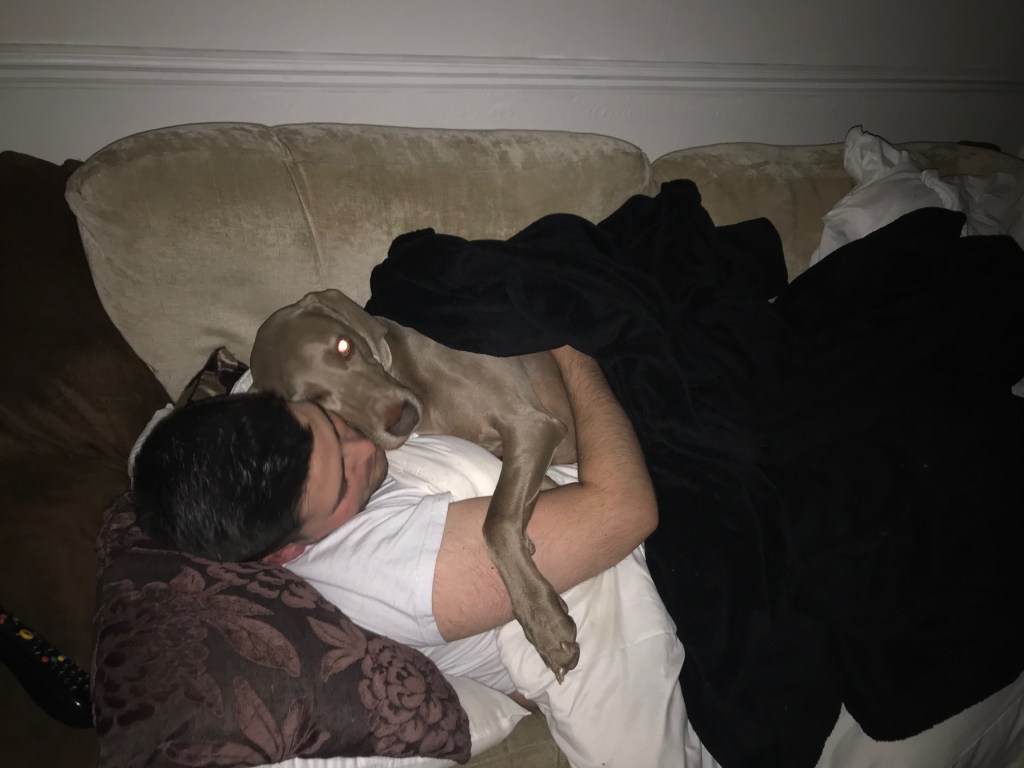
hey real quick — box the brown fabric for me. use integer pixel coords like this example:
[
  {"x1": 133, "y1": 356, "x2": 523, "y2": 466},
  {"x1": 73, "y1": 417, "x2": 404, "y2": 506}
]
[
  {"x1": 0, "y1": 150, "x2": 168, "y2": 646},
  {"x1": 0, "y1": 151, "x2": 170, "y2": 768},
  {"x1": 175, "y1": 347, "x2": 249, "y2": 408},
  {"x1": 93, "y1": 495, "x2": 472, "y2": 767},
  {"x1": 0, "y1": 457, "x2": 115, "y2": 768},
  {"x1": 0, "y1": 151, "x2": 170, "y2": 462},
  {"x1": 0, "y1": 686, "x2": 98, "y2": 768}
]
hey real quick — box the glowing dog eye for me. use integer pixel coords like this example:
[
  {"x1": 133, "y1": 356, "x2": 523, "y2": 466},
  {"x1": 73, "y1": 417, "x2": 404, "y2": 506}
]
[{"x1": 336, "y1": 337, "x2": 352, "y2": 356}]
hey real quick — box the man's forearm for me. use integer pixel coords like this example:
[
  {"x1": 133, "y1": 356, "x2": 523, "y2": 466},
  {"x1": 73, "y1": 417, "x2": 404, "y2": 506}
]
[{"x1": 433, "y1": 346, "x2": 657, "y2": 640}]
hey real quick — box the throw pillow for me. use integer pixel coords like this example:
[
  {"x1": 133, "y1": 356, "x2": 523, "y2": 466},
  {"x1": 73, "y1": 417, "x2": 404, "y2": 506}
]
[{"x1": 92, "y1": 493, "x2": 472, "y2": 768}]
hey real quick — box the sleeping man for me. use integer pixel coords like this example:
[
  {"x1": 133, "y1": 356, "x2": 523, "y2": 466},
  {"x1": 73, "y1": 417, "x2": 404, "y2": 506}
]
[{"x1": 130, "y1": 345, "x2": 701, "y2": 767}]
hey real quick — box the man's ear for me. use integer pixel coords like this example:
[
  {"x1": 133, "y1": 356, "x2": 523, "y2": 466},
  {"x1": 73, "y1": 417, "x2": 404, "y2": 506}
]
[{"x1": 261, "y1": 542, "x2": 307, "y2": 565}]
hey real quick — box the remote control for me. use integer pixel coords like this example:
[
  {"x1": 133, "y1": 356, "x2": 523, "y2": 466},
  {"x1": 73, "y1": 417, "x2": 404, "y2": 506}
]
[{"x1": 0, "y1": 606, "x2": 93, "y2": 728}]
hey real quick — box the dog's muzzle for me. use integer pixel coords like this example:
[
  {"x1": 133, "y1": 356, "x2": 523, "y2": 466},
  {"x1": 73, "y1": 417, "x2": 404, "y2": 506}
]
[{"x1": 385, "y1": 400, "x2": 420, "y2": 438}]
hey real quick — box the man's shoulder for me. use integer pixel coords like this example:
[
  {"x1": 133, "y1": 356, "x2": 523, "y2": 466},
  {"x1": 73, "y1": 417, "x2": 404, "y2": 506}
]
[
  {"x1": 289, "y1": 477, "x2": 451, "y2": 571},
  {"x1": 366, "y1": 473, "x2": 451, "y2": 513}
]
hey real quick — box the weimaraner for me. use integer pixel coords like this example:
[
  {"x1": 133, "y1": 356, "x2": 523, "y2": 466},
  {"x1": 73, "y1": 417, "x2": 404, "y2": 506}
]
[{"x1": 249, "y1": 288, "x2": 580, "y2": 681}]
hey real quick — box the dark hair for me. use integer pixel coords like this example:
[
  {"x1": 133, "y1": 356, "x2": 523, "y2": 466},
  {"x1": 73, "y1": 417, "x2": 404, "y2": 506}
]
[{"x1": 132, "y1": 392, "x2": 314, "y2": 562}]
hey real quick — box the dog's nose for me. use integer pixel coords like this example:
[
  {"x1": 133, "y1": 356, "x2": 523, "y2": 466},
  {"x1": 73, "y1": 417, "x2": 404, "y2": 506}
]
[{"x1": 385, "y1": 400, "x2": 420, "y2": 437}]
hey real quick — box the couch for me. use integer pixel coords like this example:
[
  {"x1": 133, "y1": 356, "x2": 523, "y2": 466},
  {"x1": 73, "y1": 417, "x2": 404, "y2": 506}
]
[{"x1": 2, "y1": 123, "x2": 1022, "y2": 768}]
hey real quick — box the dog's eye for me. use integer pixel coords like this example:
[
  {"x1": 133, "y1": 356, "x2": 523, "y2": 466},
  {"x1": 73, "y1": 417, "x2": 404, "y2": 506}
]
[{"x1": 336, "y1": 337, "x2": 353, "y2": 357}]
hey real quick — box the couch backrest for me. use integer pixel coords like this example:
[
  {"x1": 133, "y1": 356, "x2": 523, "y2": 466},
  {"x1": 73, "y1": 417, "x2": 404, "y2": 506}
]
[
  {"x1": 68, "y1": 122, "x2": 1022, "y2": 400},
  {"x1": 66, "y1": 123, "x2": 652, "y2": 399},
  {"x1": 651, "y1": 141, "x2": 1023, "y2": 280}
]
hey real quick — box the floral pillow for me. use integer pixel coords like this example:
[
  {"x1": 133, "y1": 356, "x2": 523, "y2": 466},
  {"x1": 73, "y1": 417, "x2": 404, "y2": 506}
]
[{"x1": 92, "y1": 490, "x2": 471, "y2": 768}]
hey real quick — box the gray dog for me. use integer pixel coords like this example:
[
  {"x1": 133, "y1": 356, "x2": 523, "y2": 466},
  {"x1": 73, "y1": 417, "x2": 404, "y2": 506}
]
[{"x1": 250, "y1": 288, "x2": 580, "y2": 681}]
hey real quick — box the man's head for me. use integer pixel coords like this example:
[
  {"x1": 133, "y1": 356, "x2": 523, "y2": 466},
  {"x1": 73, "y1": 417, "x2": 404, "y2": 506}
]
[{"x1": 132, "y1": 392, "x2": 387, "y2": 563}]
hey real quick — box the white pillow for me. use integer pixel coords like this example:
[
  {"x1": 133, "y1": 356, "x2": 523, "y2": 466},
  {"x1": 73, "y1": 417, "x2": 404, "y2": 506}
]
[
  {"x1": 810, "y1": 126, "x2": 1024, "y2": 265},
  {"x1": 955, "y1": 167, "x2": 1024, "y2": 243},
  {"x1": 387, "y1": 436, "x2": 700, "y2": 768}
]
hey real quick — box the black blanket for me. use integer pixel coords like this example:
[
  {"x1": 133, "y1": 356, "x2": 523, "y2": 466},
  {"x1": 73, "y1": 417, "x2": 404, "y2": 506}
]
[{"x1": 364, "y1": 180, "x2": 1024, "y2": 768}]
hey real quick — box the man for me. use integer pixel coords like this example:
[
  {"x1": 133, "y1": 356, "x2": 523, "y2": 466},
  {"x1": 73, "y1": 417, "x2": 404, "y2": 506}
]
[{"x1": 132, "y1": 345, "x2": 657, "y2": 690}]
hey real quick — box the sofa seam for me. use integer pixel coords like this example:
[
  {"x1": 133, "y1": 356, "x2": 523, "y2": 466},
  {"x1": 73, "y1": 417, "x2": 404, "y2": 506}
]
[{"x1": 271, "y1": 128, "x2": 328, "y2": 288}]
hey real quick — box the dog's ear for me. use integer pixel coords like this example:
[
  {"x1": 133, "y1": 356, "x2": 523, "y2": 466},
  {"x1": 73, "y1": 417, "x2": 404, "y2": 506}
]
[{"x1": 305, "y1": 288, "x2": 393, "y2": 369}]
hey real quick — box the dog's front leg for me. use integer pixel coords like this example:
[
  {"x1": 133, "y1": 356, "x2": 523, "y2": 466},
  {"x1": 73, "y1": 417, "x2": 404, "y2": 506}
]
[{"x1": 482, "y1": 415, "x2": 579, "y2": 683}]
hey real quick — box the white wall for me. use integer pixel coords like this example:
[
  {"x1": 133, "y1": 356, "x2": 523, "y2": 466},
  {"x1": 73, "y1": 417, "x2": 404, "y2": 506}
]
[{"x1": 2, "y1": 0, "x2": 1022, "y2": 162}]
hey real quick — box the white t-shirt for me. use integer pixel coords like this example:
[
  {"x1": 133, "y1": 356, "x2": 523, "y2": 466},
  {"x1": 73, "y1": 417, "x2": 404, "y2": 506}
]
[
  {"x1": 283, "y1": 433, "x2": 580, "y2": 694},
  {"x1": 285, "y1": 472, "x2": 517, "y2": 692}
]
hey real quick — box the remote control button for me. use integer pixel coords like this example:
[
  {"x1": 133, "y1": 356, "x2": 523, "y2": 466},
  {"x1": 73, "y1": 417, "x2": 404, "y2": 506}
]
[{"x1": 0, "y1": 605, "x2": 93, "y2": 728}]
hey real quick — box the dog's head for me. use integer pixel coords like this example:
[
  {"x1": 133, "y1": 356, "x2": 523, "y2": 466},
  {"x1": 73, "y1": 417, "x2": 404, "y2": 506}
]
[{"x1": 250, "y1": 288, "x2": 423, "y2": 449}]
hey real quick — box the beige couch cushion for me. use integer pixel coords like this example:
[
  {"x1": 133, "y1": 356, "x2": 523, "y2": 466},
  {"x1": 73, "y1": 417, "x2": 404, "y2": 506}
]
[
  {"x1": 652, "y1": 141, "x2": 1023, "y2": 280},
  {"x1": 67, "y1": 123, "x2": 651, "y2": 398}
]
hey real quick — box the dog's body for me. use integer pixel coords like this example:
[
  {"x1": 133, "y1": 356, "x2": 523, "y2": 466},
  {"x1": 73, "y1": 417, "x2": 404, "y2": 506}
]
[{"x1": 250, "y1": 289, "x2": 580, "y2": 680}]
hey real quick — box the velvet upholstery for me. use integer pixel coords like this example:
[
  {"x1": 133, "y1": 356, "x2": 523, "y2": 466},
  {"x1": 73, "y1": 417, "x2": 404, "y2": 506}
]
[
  {"x1": 67, "y1": 123, "x2": 652, "y2": 399},
  {"x1": 0, "y1": 151, "x2": 169, "y2": 768}
]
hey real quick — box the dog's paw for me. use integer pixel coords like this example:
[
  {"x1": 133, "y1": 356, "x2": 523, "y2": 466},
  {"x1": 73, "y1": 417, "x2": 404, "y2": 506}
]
[
  {"x1": 526, "y1": 611, "x2": 579, "y2": 683},
  {"x1": 547, "y1": 640, "x2": 581, "y2": 684}
]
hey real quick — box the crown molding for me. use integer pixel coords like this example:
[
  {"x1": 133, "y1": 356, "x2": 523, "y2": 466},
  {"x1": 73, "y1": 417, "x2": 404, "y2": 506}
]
[{"x1": 1, "y1": 43, "x2": 1020, "y2": 93}]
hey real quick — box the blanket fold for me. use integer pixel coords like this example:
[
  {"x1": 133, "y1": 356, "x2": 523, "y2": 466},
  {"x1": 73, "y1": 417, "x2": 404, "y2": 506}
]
[{"x1": 365, "y1": 180, "x2": 1024, "y2": 768}]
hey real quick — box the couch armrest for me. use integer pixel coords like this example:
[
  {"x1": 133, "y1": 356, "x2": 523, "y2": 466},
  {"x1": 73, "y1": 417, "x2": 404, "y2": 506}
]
[{"x1": 0, "y1": 150, "x2": 170, "y2": 768}]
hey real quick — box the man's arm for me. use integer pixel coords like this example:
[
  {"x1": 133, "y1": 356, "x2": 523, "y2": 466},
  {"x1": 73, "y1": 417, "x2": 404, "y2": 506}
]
[{"x1": 432, "y1": 345, "x2": 657, "y2": 641}]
